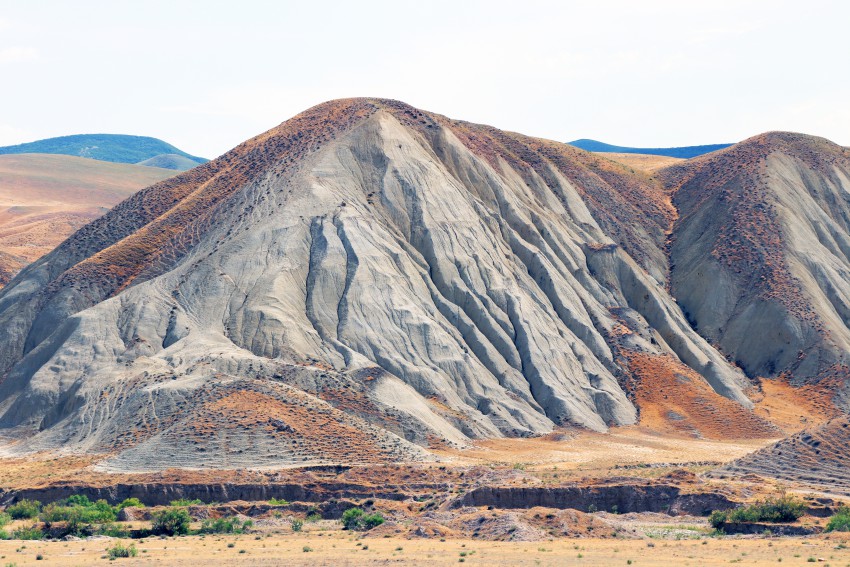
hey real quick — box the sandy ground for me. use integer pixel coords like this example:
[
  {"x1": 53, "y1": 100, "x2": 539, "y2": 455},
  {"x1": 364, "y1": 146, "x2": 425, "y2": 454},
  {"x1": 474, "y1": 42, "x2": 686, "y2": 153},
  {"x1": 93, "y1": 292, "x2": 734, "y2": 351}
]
[
  {"x1": 1, "y1": 530, "x2": 848, "y2": 566},
  {"x1": 437, "y1": 427, "x2": 776, "y2": 478}
]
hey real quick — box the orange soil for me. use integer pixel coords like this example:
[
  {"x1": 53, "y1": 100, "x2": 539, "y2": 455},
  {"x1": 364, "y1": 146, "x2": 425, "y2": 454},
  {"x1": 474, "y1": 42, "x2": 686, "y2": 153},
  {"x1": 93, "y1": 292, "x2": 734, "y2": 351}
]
[
  {"x1": 623, "y1": 352, "x2": 779, "y2": 440},
  {"x1": 0, "y1": 154, "x2": 174, "y2": 284},
  {"x1": 751, "y1": 375, "x2": 840, "y2": 432}
]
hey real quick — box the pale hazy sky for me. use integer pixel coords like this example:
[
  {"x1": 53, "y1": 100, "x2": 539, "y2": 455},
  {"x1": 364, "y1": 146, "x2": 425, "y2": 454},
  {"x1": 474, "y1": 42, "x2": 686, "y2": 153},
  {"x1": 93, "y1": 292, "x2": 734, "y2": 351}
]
[{"x1": 1, "y1": 0, "x2": 848, "y2": 159}]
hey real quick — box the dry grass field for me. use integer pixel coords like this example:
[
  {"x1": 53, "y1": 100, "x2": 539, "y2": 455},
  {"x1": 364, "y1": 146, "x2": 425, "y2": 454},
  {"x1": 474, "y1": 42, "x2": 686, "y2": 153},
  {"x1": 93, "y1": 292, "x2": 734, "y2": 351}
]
[
  {"x1": 0, "y1": 154, "x2": 174, "y2": 284},
  {"x1": 595, "y1": 152, "x2": 685, "y2": 172},
  {"x1": 0, "y1": 528, "x2": 848, "y2": 566}
]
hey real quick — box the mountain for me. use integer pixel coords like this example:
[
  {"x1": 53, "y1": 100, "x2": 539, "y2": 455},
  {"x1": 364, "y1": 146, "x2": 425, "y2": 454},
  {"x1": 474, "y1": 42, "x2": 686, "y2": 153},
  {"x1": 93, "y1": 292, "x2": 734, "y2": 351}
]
[
  {"x1": 569, "y1": 139, "x2": 732, "y2": 159},
  {"x1": 0, "y1": 99, "x2": 845, "y2": 474},
  {"x1": 0, "y1": 134, "x2": 207, "y2": 169},
  {"x1": 664, "y1": 133, "x2": 850, "y2": 386},
  {"x1": 0, "y1": 154, "x2": 176, "y2": 286}
]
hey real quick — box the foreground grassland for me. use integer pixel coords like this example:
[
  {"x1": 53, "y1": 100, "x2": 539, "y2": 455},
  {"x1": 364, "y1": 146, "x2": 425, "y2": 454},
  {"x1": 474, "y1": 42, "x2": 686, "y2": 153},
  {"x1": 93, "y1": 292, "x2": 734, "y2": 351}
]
[{"x1": 0, "y1": 529, "x2": 848, "y2": 566}]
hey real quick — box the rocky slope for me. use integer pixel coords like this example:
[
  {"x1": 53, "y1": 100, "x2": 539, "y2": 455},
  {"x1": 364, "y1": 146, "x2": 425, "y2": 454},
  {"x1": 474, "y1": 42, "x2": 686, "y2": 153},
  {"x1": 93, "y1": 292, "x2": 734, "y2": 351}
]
[
  {"x1": 0, "y1": 154, "x2": 176, "y2": 286},
  {"x1": 0, "y1": 99, "x2": 774, "y2": 471},
  {"x1": 714, "y1": 415, "x2": 850, "y2": 494},
  {"x1": 665, "y1": 133, "x2": 850, "y2": 398}
]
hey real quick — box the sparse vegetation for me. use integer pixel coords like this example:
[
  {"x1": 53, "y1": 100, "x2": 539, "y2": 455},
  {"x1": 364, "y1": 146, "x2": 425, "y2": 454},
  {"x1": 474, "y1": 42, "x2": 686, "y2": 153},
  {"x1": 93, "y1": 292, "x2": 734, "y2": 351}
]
[
  {"x1": 106, "y1": 543, "x2": 138, "y2": 559},
  {"x1": 198, "y1": 516, "x2": 253, "y2": 534},
  {"x1": 709, "y1": 496, "x2": 806, "y2": 527},
  {"x1": 826, "y1": 506, "x2": 850, "y2": 532},
  {"x1": 116, "y1": 498, "x2": 145, "y2": 510},
  {"x1": 6, "y1": 500, "x2": 41, "y2": 520},
  {"x1": 341, "y1": 507, "x2": 385, "y2": 530},
  {"x1": 169, "y1": 498, "x2": 203, "y2": 507},
  {"x1": 11, "y1": 525, "x2": 43, "y2": 540},
  {"x1": 151, "y1": 507, "x2": 192, "y2": 536},
  {"x1": 291, "y1": 519, "x2": 304, "y2": 532}
]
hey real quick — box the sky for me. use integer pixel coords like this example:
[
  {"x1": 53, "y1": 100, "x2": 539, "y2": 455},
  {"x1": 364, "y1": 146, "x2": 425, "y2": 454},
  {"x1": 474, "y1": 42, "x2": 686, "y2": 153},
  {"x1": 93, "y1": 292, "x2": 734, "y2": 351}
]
[{"x1": 1, "y1": 0, "x2": 848, "y2": 159}]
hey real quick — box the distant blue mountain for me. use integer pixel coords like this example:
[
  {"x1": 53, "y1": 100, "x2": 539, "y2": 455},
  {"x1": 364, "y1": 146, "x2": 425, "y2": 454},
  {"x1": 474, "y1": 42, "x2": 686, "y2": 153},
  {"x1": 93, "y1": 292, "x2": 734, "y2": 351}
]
[
  {"x1": 568, "y1": 139, "x2": 733, "y2": 159},
  {"x1": 0, "y1": 134, "x2": 207, "y2": 170}
]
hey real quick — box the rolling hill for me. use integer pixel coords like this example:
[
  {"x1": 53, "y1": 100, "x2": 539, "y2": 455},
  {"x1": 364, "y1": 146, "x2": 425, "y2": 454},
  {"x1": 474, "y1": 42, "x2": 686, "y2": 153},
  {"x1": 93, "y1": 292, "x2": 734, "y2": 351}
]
[
  {"x1": 0, "y1": 134, "x2": 207, "y2": 170},
  {"x1": 0, "y1": 154, "x2": 176, "y2": 286},
  {"x1": 569, "y1": 139, "x2": 732, "y2": 158}
]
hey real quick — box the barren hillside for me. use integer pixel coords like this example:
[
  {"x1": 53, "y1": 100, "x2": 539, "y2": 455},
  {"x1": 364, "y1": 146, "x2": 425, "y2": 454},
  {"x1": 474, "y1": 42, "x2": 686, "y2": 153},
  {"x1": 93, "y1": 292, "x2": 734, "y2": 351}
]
[
  {"x1": 0, "y1": 99, "x2": 778, "y2": 471},
  {"x1": 0, "y1": 154, "x2": 175, "y2": 286}
]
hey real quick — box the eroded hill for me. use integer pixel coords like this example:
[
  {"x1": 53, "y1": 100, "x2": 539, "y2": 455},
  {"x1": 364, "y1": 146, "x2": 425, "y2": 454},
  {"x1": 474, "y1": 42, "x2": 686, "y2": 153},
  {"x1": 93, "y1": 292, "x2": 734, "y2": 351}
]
[{"x1": 0, "y1": 98, "x2": 781, "y2": 471}]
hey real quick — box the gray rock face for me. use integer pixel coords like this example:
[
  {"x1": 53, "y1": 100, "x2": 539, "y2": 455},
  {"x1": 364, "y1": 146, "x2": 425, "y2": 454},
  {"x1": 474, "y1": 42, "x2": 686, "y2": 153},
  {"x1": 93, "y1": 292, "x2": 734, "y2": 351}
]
[
  {"x1": 667, "y1": 133, "x2": 850, "y2": 392},
  {"x1": 0, "y1": 99, "x2": 758, "y2": 470}
]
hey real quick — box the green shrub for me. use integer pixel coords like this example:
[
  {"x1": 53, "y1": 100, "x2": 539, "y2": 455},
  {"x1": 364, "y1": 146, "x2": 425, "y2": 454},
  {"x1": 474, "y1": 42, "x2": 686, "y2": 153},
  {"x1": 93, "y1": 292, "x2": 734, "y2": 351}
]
[
  {"x1": 268, "y1": 498, "x2": 289, "y2": 506},
  {"x1": 12, "y1": 525, "x2": 44, "y2": 540},
  {"x1": 7, "y1": 500, "x2": 41, "y2": 520},
  {"x1": 341, "y1": 507, "x2": 364, "y2": 530},
  {"x1": 116, "y1": 498, "x2": 145, "y2": 510},
  {"x1": 0, "y1": 528, "x2": 9, "y2": 540},
  {"x1": 0, "y1": 513, "x2": 10, "y2": 528},
  {"x1": 709, "y1": 496, "x2": 806, "y2": 527},
  {"x1": 291, "y1": 519, "x2": 303, "y2": 532},
  {"x1": 341, "y1": 508, "x2": 385, "y2": 530},
  {"x1": 169, "y1": 499, "x2": 203, "y2": 507},
  {"x1": 46, "y1": 499, "x2": 115, "y2": 523},
  {"x1": 362, "y1": 513, "x2": 385, "y2": 529},
  {"x1": 151, "y1": 507, "x2": 191, "y2": 536},
  {"x1": 63, "y1": 495, "x2": 92, "y2": 507},
  {"x1": 98, "y1": 523, "x2": 131, "y2": 538},
  {"x1": 107, "y1": 543, "x2": 138, "y2": 559},
  {"x1": 826, "y1": 506, "x2": 850, "y2": 532},
  {"x1": 198, "y1": 516, "x2": 252, "y2": 534}
]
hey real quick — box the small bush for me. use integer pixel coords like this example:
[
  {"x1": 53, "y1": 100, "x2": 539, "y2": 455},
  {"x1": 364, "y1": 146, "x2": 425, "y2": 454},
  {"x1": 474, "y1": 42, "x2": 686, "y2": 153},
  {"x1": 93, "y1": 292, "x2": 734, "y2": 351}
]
[
  {"x1": 341, "y1": 508, "x2": 385, "y2": 531},
  {"x1": 0, "y1": 513, "x2": 10, "y2": 528},
  {"x1": 98, "y1": 523, "x2": 131, "y2": 538},
  {"x1": 826, "y1": 506, "x2": 850, "y2": 532},
  {"x1": 341, "y1": 507, "x2": 364, "y2": 530},
  {"x1": 107, "y1": 543, "x2": 138, "y2": 559},
  {"x1": 268, "y1": 498, "x2": 289, "y2": 506},
  {"x1": 198, "y1": 517, "x2": 252, "y2": 534},
  {"x1": 169, "y1": 499, "x2": 203, "y2": 507},
  {"x1": 362, "y1": 513, "x2": 385, "y2": 530},
  {"x1": 40, "y1": 499, "x2": 116, "y2": 525},
  {"x1": 709, "y1": 496, "x2": 806, "y2": 527},
  {"x1": 291, "y1": 519, "x2": 304, "y2": 532},
  {"x1": 7, "y1": 500, "x2": 41, "y2": 520},
  {"x1": 0, "y1": 528, "x2": 9, "y2": 540},
  {"x1": 12, "y1": 525, "x2": 43, "y2": 540},
  {"x1": 116, "y1": 498, "x2": 145, "y2": 510},
  {"x1": 151, "y1": 508, "x2": 191, "y2": 536}
]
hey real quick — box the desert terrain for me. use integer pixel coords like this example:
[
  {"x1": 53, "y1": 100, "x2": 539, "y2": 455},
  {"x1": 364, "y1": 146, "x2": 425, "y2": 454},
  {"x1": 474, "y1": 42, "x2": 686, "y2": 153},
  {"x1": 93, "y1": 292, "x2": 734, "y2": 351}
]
[
  {"x1": 0, "y1": 99, "x2": 848, "y2": 564},
  {"x1": 0, "y1": 154, "x2": 175, "y2": 285}
]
